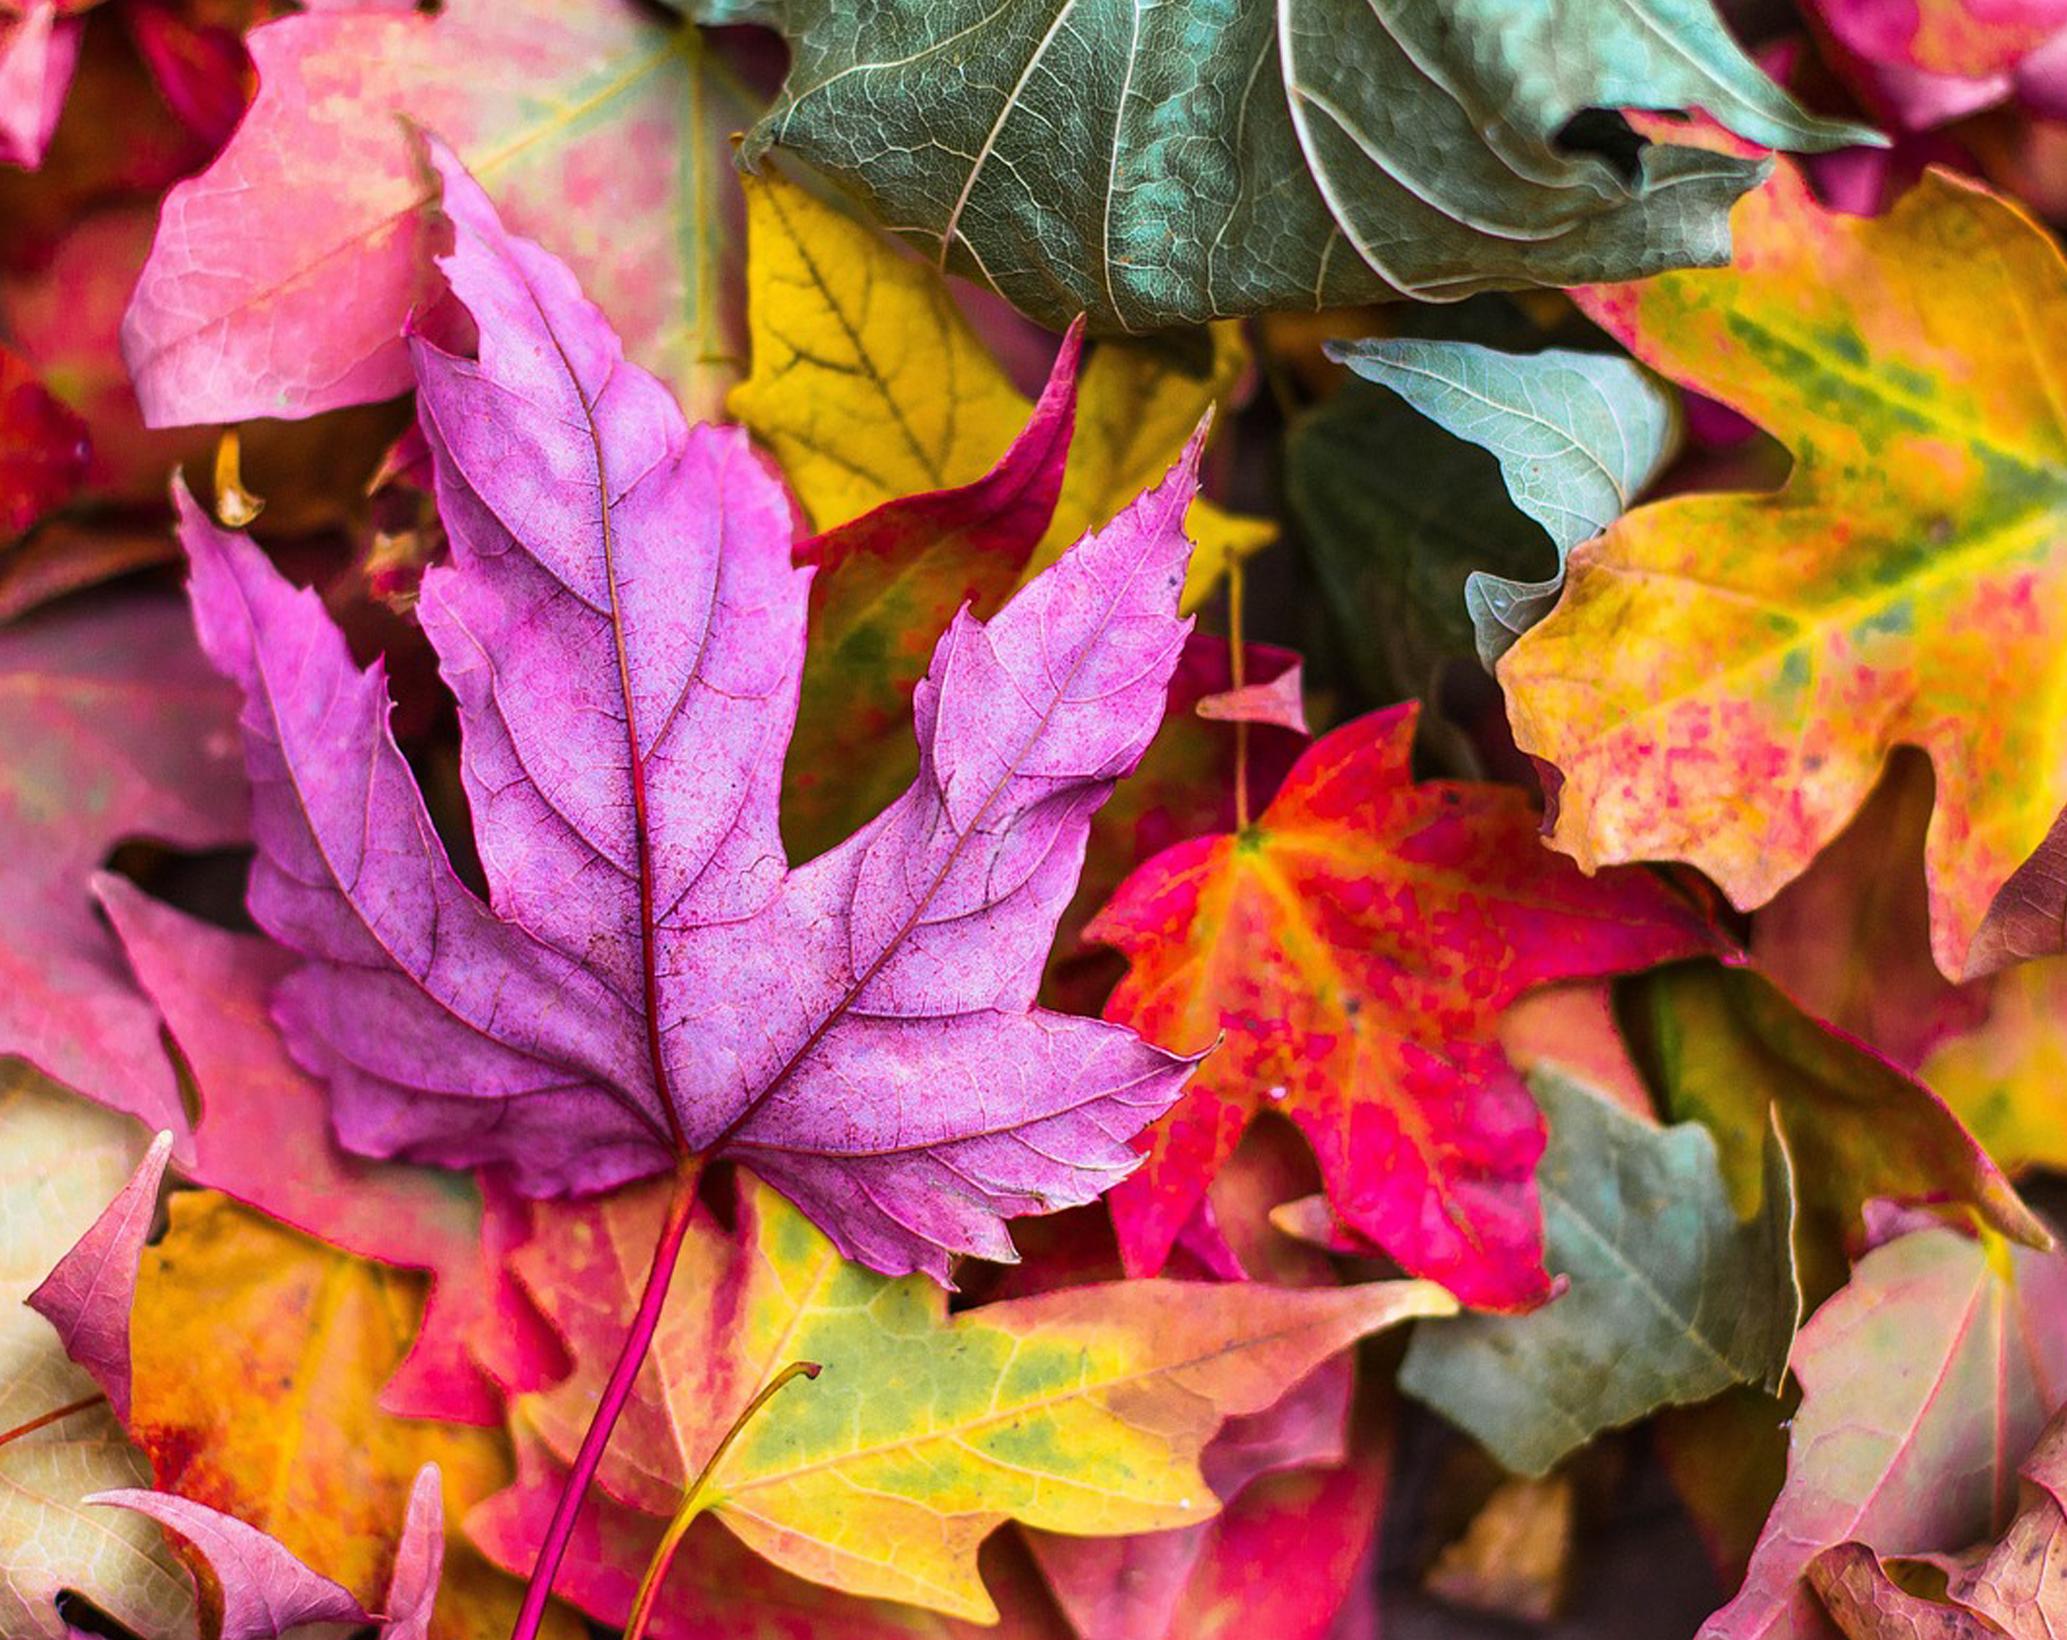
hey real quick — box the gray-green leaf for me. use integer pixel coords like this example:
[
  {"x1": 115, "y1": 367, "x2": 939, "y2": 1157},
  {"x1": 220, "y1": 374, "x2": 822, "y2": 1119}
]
[
  {"x1": 697, "y1": 0, "x2": 1875, "y2": 333},
  {"x1": 1398, "y1": 1067, "x2": 1800, "y2": 1478},
  {"x1": 1327, "y1": 340, "x2": 1681, "y2": 664}
]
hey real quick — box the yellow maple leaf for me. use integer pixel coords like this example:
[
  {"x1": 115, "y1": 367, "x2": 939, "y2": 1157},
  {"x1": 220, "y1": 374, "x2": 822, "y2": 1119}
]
[
  {"x1": 129, "y1": 1192, "x2": 583, "y2": 1640},
  {"x1": 1502, "y1": 158, "x2": 2067, "y2": 980}
]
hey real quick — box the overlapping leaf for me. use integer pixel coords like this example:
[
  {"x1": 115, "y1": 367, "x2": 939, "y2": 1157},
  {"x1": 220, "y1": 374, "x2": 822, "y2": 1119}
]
[
  {"x1": 0, "y1": 1066, "x2": 193, "y2": 1640},
  {"x1": 485, "y1": 1169, "x2": 1449, "y2": 1620},
  {"x1": 99, "y1": 878, "x2": 530, "y2": 1425},
  {"x1": 1324, "y1": 340, "x2": 1681, "y2": 665},
  {"x1": 730, "y1": 167, "x2": 1268, "y2": 633},
  {"x1": 185, "y1": 145, "x2": 1205, "y2": 1280},
  {"x1": 0, "y1": 595, "x2": 243, "y2": 1132},
  {"x1": 122, "y1": 0, "x2": 756, "y2": 426},
  {"x1": 1092, "y1": 701, "x2": 1719, "y2": 1311},
  {"x1": 697, "y1": 0, "x2": 1866, "y2": 331},
  {"x1": 1502, "y1": 153, "x2": 2067, "y2": 980},
  {"x1": 1703, "y1": 1227, "x2": 2067, "y2": 1640},
  {"x1": 1399, "y1": 1067, "x2": 1800, "y2": 1477},
  {"x1": 1622, "y1": 962, "x2": 2048, "y2": 1300},
  {"x1": 1809, "y1": 1402, "x2": 2067, "y2": 1638},
  {"x1": 128, "y1": 1191, "x2": 577, "y2": 1640}
]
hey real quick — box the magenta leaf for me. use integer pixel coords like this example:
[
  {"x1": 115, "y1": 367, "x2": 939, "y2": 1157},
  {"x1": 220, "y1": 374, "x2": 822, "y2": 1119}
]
[
  {"x1": 26, "y1": 1129, "x2": 173, "y2": 1424},
  {"x1": 181, "y1": 138, "x2": 1203, "y2": 1281},
  {"x1": 86, "y1": 1490, "x2": 372, "y2": 1640}
]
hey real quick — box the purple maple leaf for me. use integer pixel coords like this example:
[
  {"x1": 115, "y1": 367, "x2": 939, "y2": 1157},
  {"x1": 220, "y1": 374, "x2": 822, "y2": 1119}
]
[{"x1": 179, "y1": 139, "x2": 1203, "y2": 1282}]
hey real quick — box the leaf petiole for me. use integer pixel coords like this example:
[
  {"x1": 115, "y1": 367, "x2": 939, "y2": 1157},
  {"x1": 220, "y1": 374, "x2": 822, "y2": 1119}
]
[
  {"x1": 1228, "y1": 560, "x2": 1251, "y2": 833},
  {"x1": 622, "y1": 1359, "x2": 823, "y2": 1640},
  {"x1": 0, "y1": 1393, "x2": 107, "y2": 1451},
  {"x1": 509, "y1": 1157, "x2": 705, "y2": 1640}
]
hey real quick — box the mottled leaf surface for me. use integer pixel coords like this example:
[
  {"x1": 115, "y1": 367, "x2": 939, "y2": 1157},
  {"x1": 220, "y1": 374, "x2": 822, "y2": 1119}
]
[
  {"x1": 701, "y1": 0, "x2": 1866, "y2": 331},
  {"x1": 128, "y1": 1192, "x2": 576, "y2": 1640},
  {"x1": 1093, "y1": 702, "x2": 1718, "y2": 1311},
  {"x1": 1400, "y1": 1068, "x2": 1799, "y2": 1477},
  {"x1": 1326, "y1": 340, "x2": 1680, "y2": 664},
  {"x1": 492, "y1": 1170, "x2": 1451, "y2": 1621},
  {"x1": 1502, "y1": 158, "x2": 2067, "y2": 980}
]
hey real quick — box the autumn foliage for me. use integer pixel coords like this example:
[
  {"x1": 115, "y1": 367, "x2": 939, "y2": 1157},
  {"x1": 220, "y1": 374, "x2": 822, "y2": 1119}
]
[{"x1": 10, "y1": 3, "x2": 2067, "y2": 1640}]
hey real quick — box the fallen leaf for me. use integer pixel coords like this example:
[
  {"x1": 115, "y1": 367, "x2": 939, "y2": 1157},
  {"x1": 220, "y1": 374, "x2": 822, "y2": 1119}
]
[
  {"x1": 0, "y1": 1064, "x2": 194, "y2": 1640},
  {"x1": 90, "y1": 1488, "x2": 373, "y2": 1640},
  {"x1": 1424, "y1": 1472, "x2": 1576, "y2": 1623},
  {"x1": 1323, "y1": 340, "x2": 1681, "y2": 665},
  {"x1": 1195, "y1": 662, "x2": 1309, "y2": 735},
  {"x1": 498, "y1": 1168, "x2": 1453, "y2": 1619},
  {"x1": 0, "y1": 520, "x2": 178, "y2": 624},
  {"x1": 128, "y1": 1190, "x2": 578, "y2": 1640},
  {"x1": 27, "y1": 1128, "x2": 173, "y2": 1423},
  {"x1": 1930, "y1": 1401, "x2": 2067, "y2": 1634},
  {"x1": 698, "y1": 0, "x2": 1865, "y2": 329},
  {"x1": 0, "y1": 341, "x2": 88, "y2": 538},
  {"x1": 0, "y1": 1, "x2": 81, "y2": 170},
  {"x1": 727, "y1": 167, "x2": 1271, "y2": 616},
  {"x1": 1807, "y1": 1540, "x2": 1984, "y2": 1639},
  {"x1": 1501, "y1": 156, "x2": 2067, "y2": 981},
  {"x1": 781, "y1": 320, "x2": 1082, "y2": 860},
  {"x1": 185, "y1": 144, "x2": 1207, "y2": 1278},
  {"x1": 1024, "y1": 1379, "x2": 1386, "y2": 1640},
  {"x1": 1701, "y1": 1227, "x2": 2067, "y2": 1640},
  {"x1": 98, "y1": 877, "x2": 528, "y2": 1426},
  {"x1": 1657, "y1": 1388, "x2": 1795, "y2": 1592},
  {"x1": 473, "y1": 1427, "x2": 1078, "y2": 1640},
  {"x1": 1044, "y1": 635, "x2": 1307, "y2": 1012},
  {"x1": 1399, "y1": 1067, "x2": 1800, "y2": 1477},
  {"x1": 1752, "y1": 753, "x2": 1984, "y2": 1073},
  {"x1": 1807, "y1": 0, "x2": 2067, "y2": 129},
  {"x1": 1499, "y1": 982, "x2": 1659, "y2": 1121},
  {"x1": 94, "y1": 1458, "x2": 448, "y2": 1640},
  {"x1": 1920, "y1": 955, "x2": 2067, "y2": 1175},
  {"x1": 1620, "y1": 962, "x2": 2048, "y2": 1302},
  {"x1": 0, "y1": 593, "x2": 243, "y2": 1136},
  {"x1": 1093, "y1": 701, "x2": 1718, "y2": 1310},
  {"x1": 382, "y1": 1463, "x2": 446, "y2": 1640},
  {"x1": 122, "y1": 0, "x2": 757, "y2": 425}
]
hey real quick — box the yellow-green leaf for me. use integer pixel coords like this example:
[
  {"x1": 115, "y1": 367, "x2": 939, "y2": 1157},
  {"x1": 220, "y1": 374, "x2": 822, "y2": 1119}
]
[{"x1": 500, "y1": 1171, "x2": 1451, "y2": 1622}]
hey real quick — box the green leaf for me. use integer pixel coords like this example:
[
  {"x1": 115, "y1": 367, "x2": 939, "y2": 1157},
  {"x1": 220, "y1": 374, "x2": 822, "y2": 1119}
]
[
  {"x1": 698, "y1": 0, "x2": 1874, "y2": 333},
  {"x1": 1325, "y1": 340, "x2": 1681, "y2": 664},
  {"x1": 1397, "y1": 1067, "x2": 1799, "y2": 1478}
]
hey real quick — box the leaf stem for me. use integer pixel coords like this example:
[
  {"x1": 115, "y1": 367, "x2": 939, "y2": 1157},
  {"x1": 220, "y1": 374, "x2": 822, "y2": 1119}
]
[
  {"x1": 621, "y1": 1360, "x2": 823, "y2": 1640},
  {"x1": 1228, "y1": 561, "x2": 1250, "y2": 832},
  {"x1": 0, "y1": 1393, "x2": 107, "y2": 1451},
  {"x1": 509, "y1": 1159, "x2": 704, "y2": 1640}
]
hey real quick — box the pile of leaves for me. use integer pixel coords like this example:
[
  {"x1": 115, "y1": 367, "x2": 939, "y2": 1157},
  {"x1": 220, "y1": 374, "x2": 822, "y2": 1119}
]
[{"x1": 10, "y1": 1, "x2": 2067, "y2": 1637}]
